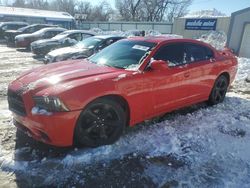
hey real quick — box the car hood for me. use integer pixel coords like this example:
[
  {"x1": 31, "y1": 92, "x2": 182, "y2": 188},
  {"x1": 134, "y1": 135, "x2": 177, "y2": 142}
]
[
  {"x1": 48, "y1": 46, "x2": 87, "y2": 57},
  {"x1": 15, "y1": 59, "x2": 118, "y2": 93}
]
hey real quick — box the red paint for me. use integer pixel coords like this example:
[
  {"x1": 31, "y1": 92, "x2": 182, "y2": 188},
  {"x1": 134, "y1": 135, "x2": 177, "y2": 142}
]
[{"x1": 8, "y1": 37, "x2": 238, "y2": 146}]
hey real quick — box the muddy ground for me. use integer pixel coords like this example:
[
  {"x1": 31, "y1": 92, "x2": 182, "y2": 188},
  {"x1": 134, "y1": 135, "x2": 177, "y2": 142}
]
[{"x1": 0, "y1": 44, "x2": 250, "y2": 188}]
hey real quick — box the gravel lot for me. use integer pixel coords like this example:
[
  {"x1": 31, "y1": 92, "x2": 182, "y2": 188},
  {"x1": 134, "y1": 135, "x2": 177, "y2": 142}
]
[{"x1": 0, "y1": 44, "x2": 249, "y2": 187}]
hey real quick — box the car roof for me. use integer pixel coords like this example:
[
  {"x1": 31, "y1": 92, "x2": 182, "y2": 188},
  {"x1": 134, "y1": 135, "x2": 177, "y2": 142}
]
[
  {"x1": 0, "y1": 21, "x2": 28, "y2": 25},
  {"x1": 127, "y1": 36, "x2": 214, "y2": 48},
  {"x1": 38, "y1": 27, "x2": 66, "y2": 32},
  {"x1": 94, "y1": 35, "x2": 125, "y2": 40},
  {"x1": 29, "y1": 24, "x2": 55, "y2": 27},
  {"x1": 61, "y1": 30, "x2": 96, "y2": 35}
]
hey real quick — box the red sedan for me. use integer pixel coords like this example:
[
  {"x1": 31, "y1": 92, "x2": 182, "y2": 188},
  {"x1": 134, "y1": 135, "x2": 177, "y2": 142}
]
[{"x1": 8, "y1": 37, "x2": 238, "y2": 147}]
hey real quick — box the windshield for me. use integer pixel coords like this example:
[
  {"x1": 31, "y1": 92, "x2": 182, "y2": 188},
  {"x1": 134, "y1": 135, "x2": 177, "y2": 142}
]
[
  {"x1": 52, "y1": 33, "x2": 68, "y2": 40},
  {"x1": 17, "y1": 25, "x2": 30, "y2": 32},
  {"x1": 33, "y1": 28, "x2": 48, "y2": 35},
  {"x1": 88, "y1": 40, "x2": 156, "y2": 69},
  {"x1": 75, "y1": 37, "x2": 102, "y2": 49}
]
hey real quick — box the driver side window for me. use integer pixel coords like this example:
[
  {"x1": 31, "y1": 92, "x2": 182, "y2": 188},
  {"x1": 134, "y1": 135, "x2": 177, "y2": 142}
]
[{"x1": 153, "y1": 43, "x2": 185, "y2": 66}]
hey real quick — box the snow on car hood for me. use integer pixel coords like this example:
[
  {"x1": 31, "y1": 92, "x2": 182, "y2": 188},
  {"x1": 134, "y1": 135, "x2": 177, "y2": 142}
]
[
  {"x1": 14, "y1": 59, "x2": 117, "y2": 93},
  {"x1": 48, "y1": 46, "x2": 88, "y2": 57}
]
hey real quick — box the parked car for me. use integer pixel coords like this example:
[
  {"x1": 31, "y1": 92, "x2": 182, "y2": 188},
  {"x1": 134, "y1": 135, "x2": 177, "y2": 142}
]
[
  {"x1": 0, "y1": 22, "x2": 28, "y2": 39},
  {"x1": 7, "y1": 37, "x2": 238, "y2": 147},
  {"x1": 15, "y1": 27, "x2": 66, "y2": 49},
  {"x1": 4, "y1": 24, "x2": 55, "y2": 46},
  {"x1": 44, "y1": 35, "x2": 124, "y2": 63},
  {"x1": 30, "y1": 30, "x2": 96, "y2": 56}
]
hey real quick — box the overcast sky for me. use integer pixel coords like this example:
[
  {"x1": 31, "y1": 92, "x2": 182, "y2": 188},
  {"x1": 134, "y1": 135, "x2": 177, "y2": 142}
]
[{"x1": 85, "y1": 0, "x2": 249, "y2": 16}]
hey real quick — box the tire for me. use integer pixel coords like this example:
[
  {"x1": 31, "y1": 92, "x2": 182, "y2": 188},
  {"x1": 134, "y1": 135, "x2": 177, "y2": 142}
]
[
  {"x1": 208, "y1": 75, "x2": 229, "y2": 105},
  {"x1": 74, "y1": 98, "x2": 126, "y2": 147}
]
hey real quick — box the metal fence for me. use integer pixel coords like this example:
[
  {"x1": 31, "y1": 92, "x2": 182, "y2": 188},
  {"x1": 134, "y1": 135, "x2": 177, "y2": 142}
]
[{"x1": 76, "y1": 21, "x2": 173, "y2": 34}]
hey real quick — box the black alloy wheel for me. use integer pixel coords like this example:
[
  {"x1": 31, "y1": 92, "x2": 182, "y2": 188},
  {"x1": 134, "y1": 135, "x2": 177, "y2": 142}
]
[
  {"x1": 74, "y1": 98, "x2": 126, "y2": 147},
  {"x1": 208, "y1": 75, "x2": 229, "y2": 105}
]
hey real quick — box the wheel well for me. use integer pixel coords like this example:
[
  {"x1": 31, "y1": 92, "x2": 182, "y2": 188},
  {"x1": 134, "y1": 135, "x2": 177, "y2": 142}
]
[
  {"x1": 92, "y1": 95, "x2": 130, "y2": 126},
  {"x1": 219, "y1": 72, "x2": 230, "y2": 83}
]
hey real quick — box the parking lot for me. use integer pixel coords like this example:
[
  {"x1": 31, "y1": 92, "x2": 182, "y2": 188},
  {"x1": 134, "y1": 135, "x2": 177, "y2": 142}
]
[{"x1": 0, "y1": 43, "x2": 250, "y2": 187}]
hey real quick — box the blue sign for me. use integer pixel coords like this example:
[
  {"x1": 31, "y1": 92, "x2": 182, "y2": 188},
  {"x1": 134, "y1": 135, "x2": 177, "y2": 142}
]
[{"x1": 185, "y1": 19, "x2": 217, "y2": 30}]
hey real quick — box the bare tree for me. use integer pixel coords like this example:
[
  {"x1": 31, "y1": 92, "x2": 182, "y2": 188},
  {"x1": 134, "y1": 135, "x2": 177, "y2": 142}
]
[
  {"x1": 12, "y1": 0, "x2": 26, "y2": 7},
  {"x1": 25, "y1": 0, "x2": 49, "y2": 9},
  {"x1": 50, "y1": 0, "x2": 76, "y2": 15},
  {"x1": 115, "y1": 0, "x2": 142, "y2": 21},
  {"x1": 10, "y1": 0, "x2": 192, "y2": 22},
  {"x1": 89, "y1": 1, "x2": 113, "y2": 21},
  {"x1": 115, "y1": 0, "x2": 192, "y2": 22},
  {"x1": 166, "y1": 0, "x2": 192, "y2": 22}
]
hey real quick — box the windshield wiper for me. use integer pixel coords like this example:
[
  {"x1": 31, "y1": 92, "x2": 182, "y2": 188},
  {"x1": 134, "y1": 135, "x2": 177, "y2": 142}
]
[{"x1": 104, "y1": 64, "x2": 124, "y2": 69}]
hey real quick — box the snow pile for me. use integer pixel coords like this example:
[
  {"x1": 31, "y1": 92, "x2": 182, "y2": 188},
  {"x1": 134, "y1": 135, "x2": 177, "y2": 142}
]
[
  {"x1": 232, "y1": 58, "x2": 250, "y2": 94},
  {"x1": 145, "y1": 30, "x2": 162, "y2": 36},
  {"x1": 236, "y1": 58, "x2": 250, "y2": 82},
  {"x1": 184, "y1": 8, "x2": 227, "y2": 18},
  {"x1": 198, "y1": 30, "x2": 227, "y2": 50},
  {"x1": 90, "y1": 28, "x2": 164, "y2": 37}
]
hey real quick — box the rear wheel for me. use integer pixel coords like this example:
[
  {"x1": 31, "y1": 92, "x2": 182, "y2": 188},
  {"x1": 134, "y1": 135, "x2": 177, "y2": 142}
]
[
  {"x1": 208, "y1": 75, "x2": 229, "y2": 105},
  {"x1": 74, "y1": 98, "x2": 126, "y2": 147}
]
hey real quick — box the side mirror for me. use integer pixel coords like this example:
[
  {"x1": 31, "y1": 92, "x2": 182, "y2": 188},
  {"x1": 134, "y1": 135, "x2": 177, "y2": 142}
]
[{"x1": 150, "y1": 60, "x2": 169, "y2": 70}]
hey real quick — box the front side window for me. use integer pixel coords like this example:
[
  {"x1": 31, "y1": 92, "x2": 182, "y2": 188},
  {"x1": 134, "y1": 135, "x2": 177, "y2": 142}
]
[
  {"x1": 153, "y1": 43, "x2": 185, "y2": 66},
  {"x1": 184, "y1": 43, "x2": 214, "y2": 63}
]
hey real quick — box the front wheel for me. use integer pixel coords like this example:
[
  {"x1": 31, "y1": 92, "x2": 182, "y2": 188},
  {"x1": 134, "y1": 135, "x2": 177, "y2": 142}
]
[
  {"x1": 74, "y1": 98, "x2": 126, "y2": 147},
  {"x1": 208, "y1": 75, "x2": 229, "y2": 105}
]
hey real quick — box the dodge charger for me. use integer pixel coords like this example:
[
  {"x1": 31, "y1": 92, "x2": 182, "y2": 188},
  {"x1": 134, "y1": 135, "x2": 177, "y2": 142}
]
[{"x1": 8, "y1": 36, "x2": 238, "y2": 147}]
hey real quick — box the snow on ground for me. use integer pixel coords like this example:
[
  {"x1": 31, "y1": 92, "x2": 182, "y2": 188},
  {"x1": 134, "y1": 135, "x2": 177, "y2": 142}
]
[{"x1": 0, "y1": 30, "x2": 249, "y2": 187}]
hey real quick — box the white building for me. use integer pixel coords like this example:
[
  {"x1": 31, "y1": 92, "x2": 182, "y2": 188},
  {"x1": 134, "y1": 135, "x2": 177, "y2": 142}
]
[{"x1": 0, "y1": 6, "x2": 75, "y2": 29}]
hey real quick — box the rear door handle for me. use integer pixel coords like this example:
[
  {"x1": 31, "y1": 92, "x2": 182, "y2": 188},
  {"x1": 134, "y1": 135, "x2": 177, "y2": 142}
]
[{"x1": 184, "y1": 72, "x2": 190, "y2": 78}]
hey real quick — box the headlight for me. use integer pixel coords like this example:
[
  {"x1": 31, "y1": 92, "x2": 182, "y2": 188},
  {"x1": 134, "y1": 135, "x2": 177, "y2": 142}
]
[{"x1": 33, "y1": 96, "x2": 69, "y2": 112}]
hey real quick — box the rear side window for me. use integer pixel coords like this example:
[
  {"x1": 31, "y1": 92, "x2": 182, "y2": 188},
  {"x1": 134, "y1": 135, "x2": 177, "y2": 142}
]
[
  {"x1": 81, "y1": 33, "x2": 94, "y2": 39},
  {"x1": 184, "y1": 43, "x2": 214, "y2": 63},
  {"x1": 44, "y1": 30, "x2": 61, "y2": 38},
  {"x1": 153, "y1": 43, "x2": 184, "y2": 66},
  {"x1": 8, "y1": 24, "x2": 26, "y2": 30}
]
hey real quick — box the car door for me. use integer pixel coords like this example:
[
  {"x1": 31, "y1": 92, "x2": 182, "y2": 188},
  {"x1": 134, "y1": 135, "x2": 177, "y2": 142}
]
[
  {"x1": 145, "y1": 42, "x2": 193, "y2": 115},
  {"x1": 182, "y1": 42, "x2": 216, "y2": 101}
]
